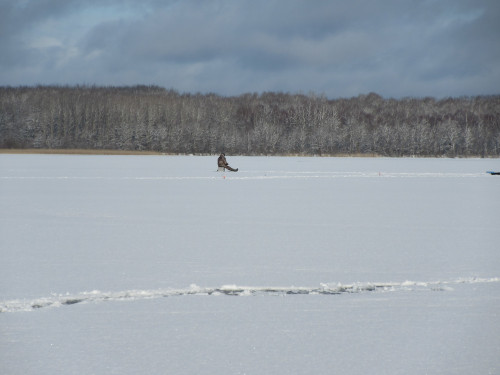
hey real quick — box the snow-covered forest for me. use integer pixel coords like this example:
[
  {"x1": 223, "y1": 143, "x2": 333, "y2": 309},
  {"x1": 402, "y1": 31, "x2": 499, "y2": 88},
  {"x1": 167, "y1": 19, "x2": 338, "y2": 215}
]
[{"x1": 1, "y1": 85, "x2": 499, "y2": 156}]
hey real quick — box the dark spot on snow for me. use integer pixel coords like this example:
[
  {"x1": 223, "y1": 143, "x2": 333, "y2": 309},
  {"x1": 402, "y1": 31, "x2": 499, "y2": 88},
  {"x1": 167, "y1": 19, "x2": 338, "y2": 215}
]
[{"x1": 62, "y1": 299, "x2": 83, "y2": 305}]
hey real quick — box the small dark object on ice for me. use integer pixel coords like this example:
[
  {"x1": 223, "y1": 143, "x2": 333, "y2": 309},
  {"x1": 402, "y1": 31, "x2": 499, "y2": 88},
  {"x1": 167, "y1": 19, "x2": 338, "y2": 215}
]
[
  {"x1": 486, "y1": 171, "x2": 500, "y2": 175},
  {"x1": 218, "y1": 153, "x2": 238, "y2": 172}
]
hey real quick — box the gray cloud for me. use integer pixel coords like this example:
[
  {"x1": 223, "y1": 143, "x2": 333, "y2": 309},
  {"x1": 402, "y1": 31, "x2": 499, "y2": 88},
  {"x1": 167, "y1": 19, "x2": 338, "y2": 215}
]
[{"x1": 1, "y1": 0, "x2": 499, "y2": 98}]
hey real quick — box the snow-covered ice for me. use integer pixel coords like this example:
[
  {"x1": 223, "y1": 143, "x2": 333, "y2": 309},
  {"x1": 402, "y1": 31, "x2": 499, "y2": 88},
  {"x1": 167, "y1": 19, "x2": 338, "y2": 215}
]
[{"x1": 1, "y1": 155, "x2": 499, "y2": 374}]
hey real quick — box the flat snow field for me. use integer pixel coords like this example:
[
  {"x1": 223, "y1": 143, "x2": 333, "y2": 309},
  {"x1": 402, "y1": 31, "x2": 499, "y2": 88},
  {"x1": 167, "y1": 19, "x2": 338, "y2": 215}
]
[{"x1": 1, "y1": 154, "x2": 499, "y2": 375}]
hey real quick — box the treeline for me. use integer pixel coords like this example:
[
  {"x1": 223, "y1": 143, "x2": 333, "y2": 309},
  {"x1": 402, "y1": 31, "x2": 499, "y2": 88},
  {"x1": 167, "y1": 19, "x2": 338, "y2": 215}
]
[{"x1": 1, "y1": 85, "x2": 499, "y2": 156}]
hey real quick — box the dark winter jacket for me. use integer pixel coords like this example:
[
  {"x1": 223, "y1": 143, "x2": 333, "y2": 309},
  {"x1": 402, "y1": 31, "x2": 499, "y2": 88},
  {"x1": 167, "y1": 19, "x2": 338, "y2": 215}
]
[{"x1": 218, "y1": 154, "x2": 228, "y2": 167}]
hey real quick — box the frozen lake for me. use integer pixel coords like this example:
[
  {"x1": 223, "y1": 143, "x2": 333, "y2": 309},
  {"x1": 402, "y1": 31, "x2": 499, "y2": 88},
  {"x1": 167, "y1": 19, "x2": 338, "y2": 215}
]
[{"x1": 1, "y1": 154, "x2": 499, "y2": 374}]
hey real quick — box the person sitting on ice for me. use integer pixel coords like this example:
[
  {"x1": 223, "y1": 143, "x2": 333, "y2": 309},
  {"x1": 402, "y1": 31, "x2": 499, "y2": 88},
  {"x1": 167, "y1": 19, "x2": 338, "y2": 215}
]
[{"x1": 217, "y1": 153, "x2": 238, "y2": 172}]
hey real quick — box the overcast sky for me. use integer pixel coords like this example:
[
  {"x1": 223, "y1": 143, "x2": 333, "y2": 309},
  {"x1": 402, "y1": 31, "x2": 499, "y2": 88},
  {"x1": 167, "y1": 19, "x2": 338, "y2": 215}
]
[{"x1": 1, "y1": 0, "x2": 499, "y2": 98}]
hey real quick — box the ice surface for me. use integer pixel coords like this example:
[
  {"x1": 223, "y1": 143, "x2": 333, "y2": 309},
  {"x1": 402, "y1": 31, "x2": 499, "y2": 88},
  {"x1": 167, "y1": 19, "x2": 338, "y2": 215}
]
[{"x1": 1, "y1": 155, "x2": 499, "y2": 374}]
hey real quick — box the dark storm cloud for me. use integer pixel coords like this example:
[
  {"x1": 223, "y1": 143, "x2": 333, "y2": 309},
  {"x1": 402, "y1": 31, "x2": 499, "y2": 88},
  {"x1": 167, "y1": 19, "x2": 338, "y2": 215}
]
[{"x1": 1, "y1": 0, "x2": 499, "y2": 98}]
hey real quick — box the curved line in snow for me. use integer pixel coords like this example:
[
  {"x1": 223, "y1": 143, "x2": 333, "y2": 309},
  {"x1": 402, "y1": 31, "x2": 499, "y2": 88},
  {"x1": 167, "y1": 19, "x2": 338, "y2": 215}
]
[
  {"x1": 0, "y1": 172, "x2": 488, "y2": 180},
  {"x1": 1, "y1": 277, "x2": 498, "y2": 313}
]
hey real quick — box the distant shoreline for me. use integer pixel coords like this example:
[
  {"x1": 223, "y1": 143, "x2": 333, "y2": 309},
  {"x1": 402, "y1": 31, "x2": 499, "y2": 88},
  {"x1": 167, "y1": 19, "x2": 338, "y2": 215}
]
[
  {"x1": 0, "y1": 148, "x2": 166, "y2": 155},
  {"x1": 2, "y1": 87, "x2": 498, "y2": 157},
  {"x1": 1, "y1": 148, "x2": 496, "y2": 158}
]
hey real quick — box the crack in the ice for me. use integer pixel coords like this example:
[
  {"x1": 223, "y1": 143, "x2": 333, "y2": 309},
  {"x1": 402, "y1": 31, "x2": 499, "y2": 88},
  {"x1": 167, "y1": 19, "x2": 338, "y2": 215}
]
[{"x1": 1, "y1": 277, "x2": 498, "y2": 313}]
